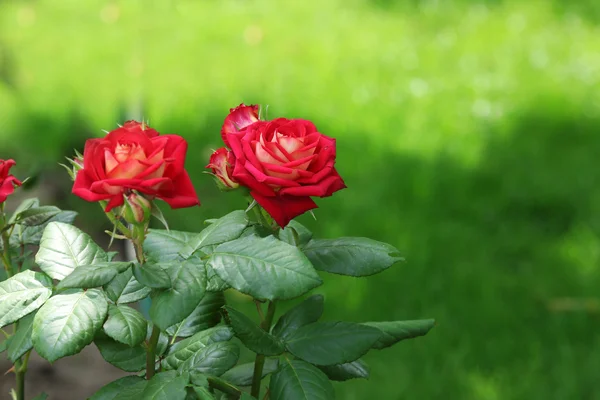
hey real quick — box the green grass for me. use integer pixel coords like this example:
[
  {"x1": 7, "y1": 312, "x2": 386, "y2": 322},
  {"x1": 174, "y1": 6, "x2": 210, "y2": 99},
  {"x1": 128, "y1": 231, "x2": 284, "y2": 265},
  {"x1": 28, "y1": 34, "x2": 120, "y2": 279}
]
[{"x1": 1, "y1": 0, "x2": 600, "y2": 398}]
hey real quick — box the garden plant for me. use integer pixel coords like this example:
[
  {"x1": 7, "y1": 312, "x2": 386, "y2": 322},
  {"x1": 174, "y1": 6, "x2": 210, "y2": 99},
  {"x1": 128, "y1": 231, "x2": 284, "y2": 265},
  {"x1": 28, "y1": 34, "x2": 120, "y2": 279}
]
[{"x1": 0, "y1": 104, "x2": 434, "y2": 399}]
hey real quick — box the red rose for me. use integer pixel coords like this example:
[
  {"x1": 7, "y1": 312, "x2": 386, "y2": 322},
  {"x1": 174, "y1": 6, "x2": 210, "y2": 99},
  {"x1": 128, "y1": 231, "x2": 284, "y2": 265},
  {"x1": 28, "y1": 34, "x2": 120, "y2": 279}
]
[
  {"x1": 0, "y1": 159, "x2": 22, "y2": 203},
  {"x1": 224, "y1": 111, "x2": 346, "y2": 227},
  {"x1": 221, "y1": 104, "x2": 259, "y2": 147},
  {"x1": 73, "y1": 121, "x2": 200, "y2": 211},
  {"x1": 206, "y1": 148, "x2": 239, "y2": 190}
]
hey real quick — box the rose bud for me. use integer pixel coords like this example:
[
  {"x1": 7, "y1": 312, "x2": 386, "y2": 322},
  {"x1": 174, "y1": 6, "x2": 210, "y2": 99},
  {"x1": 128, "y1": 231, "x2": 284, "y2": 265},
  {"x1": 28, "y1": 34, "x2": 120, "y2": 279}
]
[
  {"x1": 205, "y1": 148, "x2": 239, "y2": 190},
  {"x1": 0, "y1": 159, "x2": 22, "y2": 203},
  {"x1": 223, "y1": 113, "x2": 346, "y2": 228},
  {"x1": 123, "y1": 192, "x2": 152, "y2": 225},
  {"x1": 221, "y1": 104, "x2": 259, "y2": 147},
  {"x1": 72, "y1": 120, "x2": 200, "y2": 212}
]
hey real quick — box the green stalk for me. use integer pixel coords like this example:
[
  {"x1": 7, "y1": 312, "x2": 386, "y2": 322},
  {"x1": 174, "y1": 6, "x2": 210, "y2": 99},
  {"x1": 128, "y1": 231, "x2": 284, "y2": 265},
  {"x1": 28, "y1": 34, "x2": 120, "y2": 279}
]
[
  {"x1": 207, "y1": 376, "x2": 242, "y2": 397},
  {"x1": 13, "y1": 350, "x2": 31, "y2": 400},
  {"x1": 14, "y1": 369, "x2": 24, "y2": 400},
  {"x1": 99, "y1": 201, "x2": 132, "y2": 238},
  {"x1": 251, "y1": 301, "x2": 277, "y2": 398},
  {"x1": 127, "y1": 214, "x2": 155, "y2": 380},
  {"x1": 146, "y1": 325, "x2": 160, "y2": 380},
  {"x1": 1, "y1": 221, "x2": 13, "y2": 278}
]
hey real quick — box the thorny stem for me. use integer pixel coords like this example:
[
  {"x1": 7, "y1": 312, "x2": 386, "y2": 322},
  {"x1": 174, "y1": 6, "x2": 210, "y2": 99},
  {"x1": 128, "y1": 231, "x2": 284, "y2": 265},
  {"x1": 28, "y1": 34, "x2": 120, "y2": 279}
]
[
  {"x1": 251, "y1": 301, "x2": 277, "y2": 398},
  {"x1": 13, "y1": 349, "x2": 31, "y2": 400}
]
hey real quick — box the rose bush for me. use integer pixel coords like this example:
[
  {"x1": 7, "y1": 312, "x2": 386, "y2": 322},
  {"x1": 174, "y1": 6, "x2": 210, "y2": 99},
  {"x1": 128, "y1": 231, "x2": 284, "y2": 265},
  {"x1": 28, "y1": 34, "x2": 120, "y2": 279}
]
[
  {"x1": 72, "y1": 121, "x2": 200, "y2": 211},
  {"x1": 0, "y1": 109, "x2": 433, "y2": 400},
  {"x1": 0, "y1": 159, "x2": 22, "y2": 203},
  {"x1": 216, "y1": 104, "x2": 347, "y2": 227}
]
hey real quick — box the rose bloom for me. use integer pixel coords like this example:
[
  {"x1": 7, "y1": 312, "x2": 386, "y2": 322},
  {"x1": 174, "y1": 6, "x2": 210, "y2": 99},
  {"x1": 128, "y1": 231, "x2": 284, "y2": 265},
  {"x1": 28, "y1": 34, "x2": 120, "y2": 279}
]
[
  {"x1": 0, "y1": 159, "x2": 22, "y2": 203},
  {"x1": 73, "y1": 121, "x2": 200, "y2": 211},
  {"x1": 221, "y1": 104, "x2": 346, "y2": 227}
]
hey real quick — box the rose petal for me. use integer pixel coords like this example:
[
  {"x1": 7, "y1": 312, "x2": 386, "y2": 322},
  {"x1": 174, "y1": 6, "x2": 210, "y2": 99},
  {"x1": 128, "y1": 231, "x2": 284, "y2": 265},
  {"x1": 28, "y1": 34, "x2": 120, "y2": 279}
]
[
  {"x1": 232, "y1": 162, "x2": 275, "y2": 196},
  {"x1": 280, "y1": 173, "x2": 346, "y2": 197},
  {"x1": 156, "y1": 171, "x2": 200, "y2": 208},
  {"x1": 104, "y1": 194, "x2": 125, "y2": 212},
  {"x1": 221, "y1": 104, "x2": 259, "y2": 147},
  {"x1": 276, "y1": 134, "x2": 304, "y2": 154},
  {"x1": 72, "y1": 171, "x2": 113, "y2": 202},
  {"x1": 157, "y1": 135, "x2": 188, "y2": 176},
  {"x1": 106, "y1": 159, "x2": 148, "y2": 179}
]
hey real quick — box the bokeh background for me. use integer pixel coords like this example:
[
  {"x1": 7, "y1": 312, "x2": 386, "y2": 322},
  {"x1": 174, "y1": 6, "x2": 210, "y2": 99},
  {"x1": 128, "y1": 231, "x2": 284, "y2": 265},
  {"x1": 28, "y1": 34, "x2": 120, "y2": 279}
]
[{"x1": 1, "y1": 0, "x2": 600, "y2": 398}]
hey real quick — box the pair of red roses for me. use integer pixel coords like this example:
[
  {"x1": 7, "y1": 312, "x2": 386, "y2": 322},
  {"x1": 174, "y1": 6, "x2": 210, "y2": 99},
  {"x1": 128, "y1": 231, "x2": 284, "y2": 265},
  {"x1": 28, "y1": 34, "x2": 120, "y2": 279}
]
[{"x1": 71, "y1": 105, "x2": 346, "y2": 227}]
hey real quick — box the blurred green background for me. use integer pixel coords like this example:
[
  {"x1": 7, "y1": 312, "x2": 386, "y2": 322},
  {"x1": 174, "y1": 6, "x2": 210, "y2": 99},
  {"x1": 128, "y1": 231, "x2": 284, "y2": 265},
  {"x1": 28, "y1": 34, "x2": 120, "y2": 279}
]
[{"x1": 1, "y1": 0, "x2": 600, "y2": 398}]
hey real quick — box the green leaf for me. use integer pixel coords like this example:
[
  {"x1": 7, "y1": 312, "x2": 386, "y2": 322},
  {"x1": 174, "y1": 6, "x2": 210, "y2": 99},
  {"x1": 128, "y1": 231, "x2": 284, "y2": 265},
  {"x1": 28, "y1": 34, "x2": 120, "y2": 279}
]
[
  {"x1": 35, "y1": 222, "x2": 108, "y2": 280},
  {"x1": 167, "y1": 292, "x2": 225, "y2": 338},
  {"x1": 142, "y1": 370, "x2": 188, "y2": 400},
  {"x1": 269, "y1": 358, "x2": 335, "y2": 400},
  {"x1": 95, "y1": 334, "x2": 146, "y2": 372},
  {"x1": 205, "y1": 263, "x2": 229, "y2": 292},
  {"x1": 221, "y1": 359, "x2": 279, "y2": 387},
  {"x1": 189, "y1": 386, "x2": 215, "y2": 400},
  {"x1": 103, "y1": 304, "x2": 147, "y2": 347},
  {"x1": 302, "y1": 237, "x2": 404, "y2": 277},
  {"x1": 104, "y1": 268, "x2": 152, "y2": 304},
  {"x1": 144, "y1": 211, "x2": 248, "y2": 263},
  {"x1": 150, "y1": 260, "x2": 206, "y2": 331},
  {"x1": 32, "y1": 289, "x2": 108, "y2": 362},
  {"x1": 144, "y1": 230, "x2": 204, "y2": 262},
  {"x1": 163, "y1": 326, "x2": 234, "y2": 370},
  {"x1": 0, "y1": 270, "x2": 53, "y2": 328},
  {"x1": 111, "y1": 379, "x2": 148, "y2": 400},
  {"x1": 16, "y1": 211, "x2": 78, "y2": 246},
  {"x1": 7, "y1": 312, "x2": 35, "y2": 362},
  {"x1": 271, "y1": 295, "x2": 324, "y2": 340},
  {"x1": 89, "y1": 376, "x2": 145, "y2": 400},
  {"x1": 277, "y1": 220, "x2": 313, "y2": 247},
  {"x1": 8, "y1": 198, "x2": 39, "y2": 224},
  {"x1": 318, "y1": 359, "x2": 370, "y2": 381},
  {"x1": 363, "y1": 319, "x2": 435, "y2": 349},
  {"x1": 0, "y1": 336, "x2": 11, "y2": 353},
  {"x1": 13, "y1": 206, "x2": 61, "y2": 226},
  {"x1": 178, "y1": 341, "x2": 240, "y2": 377},
  {"x1": 31, "y1": 394, "x2": 49, "y2": 400},
  {"x1": 222, "y1": 306, "x2": 284, "y2": 356},
  {"x1": 285, "y1": 322, "x2": 382, "y2": 366},
  {"x1": 193, "y1": 210, "x2": 249, "y2": 253},
  {"x1": 188, "y1": 371, "x2": 209, "y2": 387},
  {"x1": 207, "y1": 236, "x2": 322, "y2": 301},
  {"x1": 133, "y1": 262, "x2": 171, "y2": 289},
  {"x1": 238, "y1": 224, "x2": 273, "y2": 240},
  {"x1": 57, "y1": 262, "x2": 132, "y2": 290}
]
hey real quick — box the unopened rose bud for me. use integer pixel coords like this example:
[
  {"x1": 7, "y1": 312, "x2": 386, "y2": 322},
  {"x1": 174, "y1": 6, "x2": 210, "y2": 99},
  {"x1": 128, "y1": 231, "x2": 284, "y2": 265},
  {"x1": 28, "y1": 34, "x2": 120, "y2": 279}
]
[
  {"x1": 123, "y1": 192, "x2": 152, "y2": 225},
  {"x1": 206, "y1": 148, "x2": 239, "y2": 191}
]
